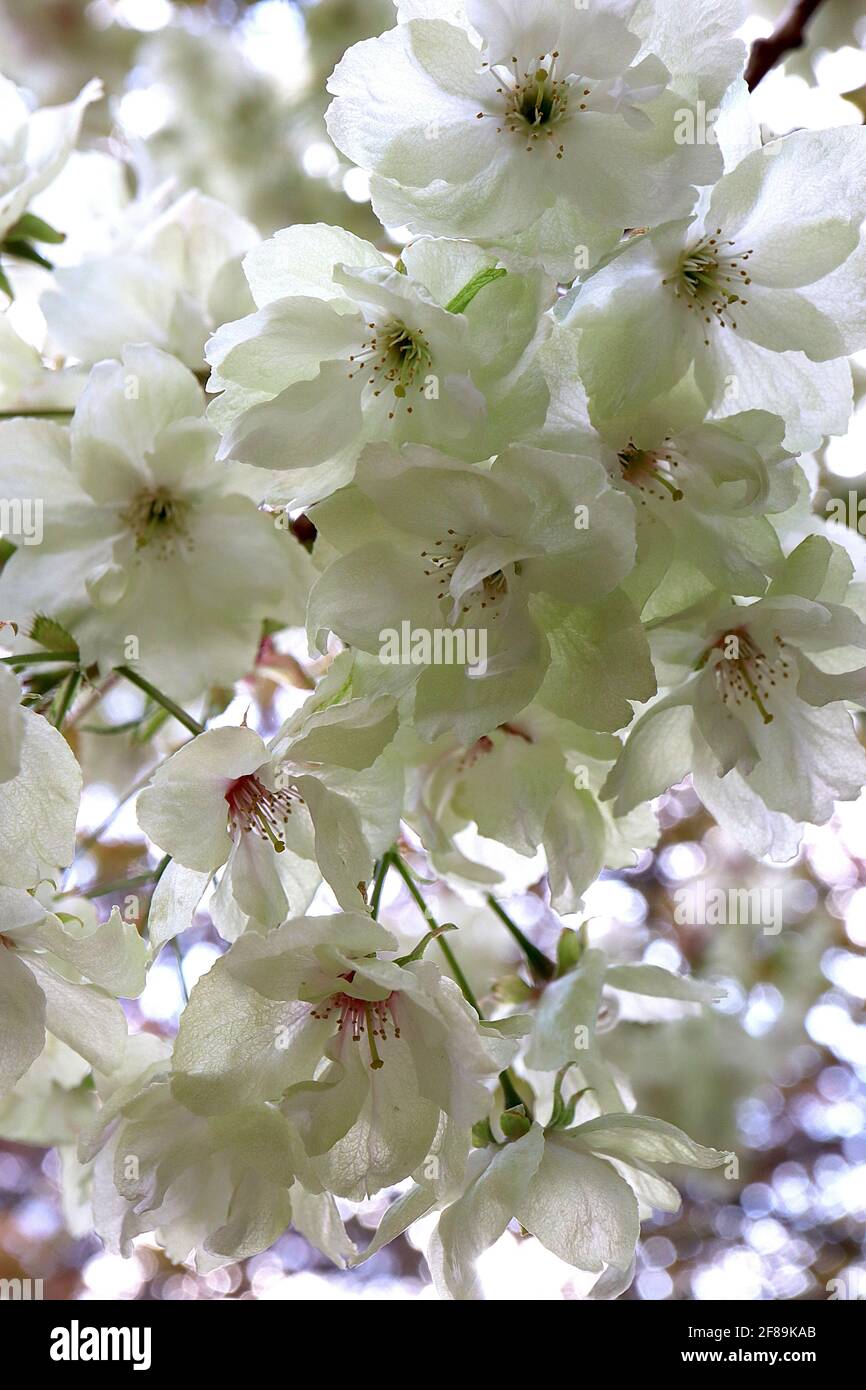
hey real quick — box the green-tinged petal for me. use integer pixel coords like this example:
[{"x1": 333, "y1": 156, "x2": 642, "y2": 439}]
[
  {"x1": 535, "y1": 590, "x2": 656, "y2": 734},
  {"x1": 606, "y1": 963, "x2": 725, "y2": 1004},
  {"x1": 515, "y1": 1134, "x2": 640, "y2": 1273},
  {"x1": 568, "y1": 1112, "x2": 729, "y2": 1169}
]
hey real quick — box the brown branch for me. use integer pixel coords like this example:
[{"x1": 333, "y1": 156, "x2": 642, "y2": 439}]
[{"x1": 745, "y1": 0, "x2": 827, "y2": 90}]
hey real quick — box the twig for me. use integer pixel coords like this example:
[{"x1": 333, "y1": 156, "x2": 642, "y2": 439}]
[
  {"x1": 52, "y1": 668, "x2": 81, "y2": 728},
  {"x1": 745, "y1": 0, "x2": 827, "y2": 90},
  {"x1": 114, "y1": 665, "x2": 204, "y2": 736},
  {"x1": 486, "y1": 894, "x2": 556, "y2": 982},
  {"x1": 389, "y1": 850, "x2": 527, "y2": 1113}
]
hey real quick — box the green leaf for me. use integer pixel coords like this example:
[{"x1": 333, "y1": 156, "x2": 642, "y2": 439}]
[
  {"x1": 29, "y1": 614, "x2": 79, "y2": 658},
  {"x1": 445, "y1": 265, "x2": 507, "y2": 315}
]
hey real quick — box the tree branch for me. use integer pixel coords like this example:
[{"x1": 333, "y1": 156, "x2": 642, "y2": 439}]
[{"x1": 745, "y1": 0, "x2": 827, "y2": 90}]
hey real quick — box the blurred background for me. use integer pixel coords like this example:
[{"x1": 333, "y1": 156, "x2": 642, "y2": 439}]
[{"x1": 1, "y1": 0, "x2": 865, "y2": 1302}]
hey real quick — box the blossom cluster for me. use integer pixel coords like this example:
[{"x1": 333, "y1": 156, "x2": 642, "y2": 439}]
[{"x1": 1, "y1": 0, "x2": 865, "y2": 1299}]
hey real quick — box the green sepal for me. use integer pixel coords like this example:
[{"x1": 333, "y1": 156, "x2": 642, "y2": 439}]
[
  {"x1": 500, "y1": 1107, "x2": 532, "y2": 1141},
  {"x1": 472, "y1": 1118, "x2": 497, "y2": 1148},
  {"x1": 492, "y1": 972, "x2": 535, "y2": 1005},
  {"x1": 556, "y1": 927, "x2": 584, "y2": 978},
  {"x1": 395, "y1": 922, "x2": 457, "y2": 966},
  {"x1": 6, "y1": 213, "x2": 66, "y2": 245},
  {"x1": 2, "y1": 239, "x2": 54, "y2": 270}
]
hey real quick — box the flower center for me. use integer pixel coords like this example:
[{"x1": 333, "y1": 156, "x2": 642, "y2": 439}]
[
  {"x1": 618, "y1": 441, "x2": 683, "y2": 502},
  {"x1": 122, "y1": 488, "x2": 191, "y2": 553},
  {"x1": 348, "y1": 319, "x2": 432, "y2": 419},
  {"x1": 453, "y1": 722, "x2": 532, "y2": 773},
  {"x1": 705, "y1": 628, "x2": 791, "y2": 725},
  {"x1": 224, "y1": 772, "x2": 300, "y2": 850},
  {"x1": 663, "y1": 229, "x2": 753, "y2": 345},
  {"x1": 477, "y1": 52, "x2": 580, "y2": 157},
  {"x1": 421, "y1": 530, "x2": 509, "y2": 615},
  {"x1": 310, "y1": 973, "x2": 400, "y2": 1070}
]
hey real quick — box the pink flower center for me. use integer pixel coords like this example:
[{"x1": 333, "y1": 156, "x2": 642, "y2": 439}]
[
  {"x1": 224, "y1": 772, "x2": 299, "y2": 851},
  {"x1": 706, "y1": 628, "x2": 790, "y2": 726},
  {"x1": 311, "y1": 973, "x2": 401, "y2": 1070},
  {"x1": 618, "y1": 441, "x2": 683, "y2": 503}
]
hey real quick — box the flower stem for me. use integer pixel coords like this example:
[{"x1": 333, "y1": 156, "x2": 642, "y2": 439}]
[
  {"x1": 115, "y1": 665, "x2": 204, "y2": 736},
  {"x1": 390, "y1": 850, "x2": 527, "y2": 1114},
  {"x1": 499, "y1": 1069, "x2": 525, "y2": 1112},
  {"x1": 0, "y1": 410, "x2": 74, "y2": 419},
  {"x1": 52, "y1": 668, "x2": 82, "y2": 728},
  {"x1": 369, "y1": 852, "x2": 392, "y2": 919},
  {"x1": 390, "y1": 850, "x2": 481, "y2": 1011},
  {"x1": 486, "y1": 894, "x2": 556, "y2": 981},
  {"x1": 139, "y1": 854, "x2": 171, "y2": 943},
  {"x1": 58, "y1": 868, "x2": 163, "y2": 900},
  {"x1": 173, "y1": 938, "x2": 189, "y2": 1004},
  {"x1": 1, "y1": 651, "x2": 77, "y2": 666}
]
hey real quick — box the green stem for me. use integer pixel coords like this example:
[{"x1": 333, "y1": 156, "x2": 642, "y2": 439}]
[
  {"x1": 0, "y1": 410, "x2": 74, "y2": 419},
  {"x1": 486, "y1": 894, "x2": 555, "y2": 981},
  {"x1": 52, "y1": 668, "x2": 82, "y2": 728},
  {"x1": 115, "y1": 665, "x2": 204, "y2": 736},
  {"x1": 390, "y1": 851, "x2": 526, "y2": 1112},
  {"x1": 1, "y1": 651, "x2": 77, "y2": 666},
  {"x1": 173, "y1": 938, "x2": 189, "y2": 1004},
  {"x1": 390, "y1": 851, "x2": 481, "y2": 1012},
  {"x1": 499, "y1": 1069, "x2": 525, "y2": 1111},
  {"x1": 58, "y1": 869, "x2": 162, "y2": 900},
  {"x1": 141, "y1": 855, "x2": 171, "y2": 941},
  {"x1": 369, "y1": 852, "x2": 392, "y2": 920}
]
